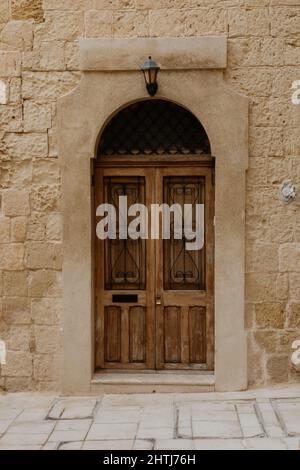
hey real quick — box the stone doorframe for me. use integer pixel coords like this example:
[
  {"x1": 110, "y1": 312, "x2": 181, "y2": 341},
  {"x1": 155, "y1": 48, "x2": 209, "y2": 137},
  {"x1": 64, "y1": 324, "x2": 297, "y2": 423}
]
[{"x1": 57, "y1": 37, "x2": 249, "y2": 394}]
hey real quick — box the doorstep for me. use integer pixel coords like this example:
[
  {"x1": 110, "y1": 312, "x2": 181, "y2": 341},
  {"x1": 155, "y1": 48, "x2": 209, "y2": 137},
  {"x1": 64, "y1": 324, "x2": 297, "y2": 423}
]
[{"x1": 90, "y1": 372, "x2": 215, "y2": 394}]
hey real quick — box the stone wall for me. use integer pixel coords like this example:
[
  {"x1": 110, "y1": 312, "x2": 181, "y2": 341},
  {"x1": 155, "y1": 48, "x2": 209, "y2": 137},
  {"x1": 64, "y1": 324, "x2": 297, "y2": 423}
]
[{"x1": 0, "y1": 0, "x2": 299, "y2": 391}]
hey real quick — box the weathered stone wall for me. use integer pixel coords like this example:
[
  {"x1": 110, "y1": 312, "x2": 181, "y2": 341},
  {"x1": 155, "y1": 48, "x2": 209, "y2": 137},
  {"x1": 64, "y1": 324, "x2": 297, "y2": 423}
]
[{"x1": 0, "y1": 0, "x2": 299, "y2": 391}]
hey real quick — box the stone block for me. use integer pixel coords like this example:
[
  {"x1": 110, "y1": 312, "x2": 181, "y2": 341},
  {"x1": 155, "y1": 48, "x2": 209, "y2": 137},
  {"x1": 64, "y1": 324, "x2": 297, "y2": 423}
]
[
  {"x1": 1, "y1": 297, "x2": 31, "y2": 324},
  {"x1": 267, "y1": 355, "x2": 289, "y2": 383},
  {"x1": 3, "y1": 325, "x2": 31, "y2": 352},
  {"x1": 0, "y1": 104, "x2": 23, "y2": 132},
  {"x1": 23, "y1": 41, "x2": 66, "y2": 71},
  {"x1": 288, "y1": 303, "x2": 300, "y2": 328},
  {"x1": 30, "y1": 185, "x2": 61, "y2": 213},
  {"x1": 35, "y1": 11, "x2": 84, "y2": 41},
  {"x1": 255, "y1": 331, "x2": 279, "y2": 354},
  {"x1": 28, "y1": 269, "x2": 62, "y2": 297},
  {"x1": 3, "y1": 270, "x2": 28, "y2": 297},
  {"x1": 23, "y1": 101, "x2": 52, "y2": 132},
  {"x1": 113, "y1": 10, "x2": 149, "y2": 37},
  {"x1": 32, "y1": 159, "x2": 60, "y2": 185},
  {"x1": 34, "y1": 325, "x2": 61, "y2": 353},
  {"x1": 31, "y1": 297, "x2": 62, "y2": 325},
  {"x1": 0, "y1": 20, "x2": 34, "y2": 51},
  {"x1": 46, "y1": 213, "x2": 62, "y2": 241},
  {"x1": 11, "y1": 217, "x2": 27, "y2": 242},
  {"x1": 246, "y1": 243, "x2": 278, "y2": 272},
  {"x1": 0, "y1": 244, "x2": 24, "y2": 270},
  {"x1": 228, "y1": 7, "x2": 270, "y2": 37},
  {"x1": 25, "y1": 241, "x2": 61, "y2": 269},
  {"x1": 149, "y1": 10, "x2": 185, "y2": 37},
  {"x1": 255, "y1": 303, "x2": 285, "y2": 329},
  {"x1": 33, "y1": 353, "x2": 60, "y2": 381},
  {"x1": 27, "y1": 213, "x2": 46, "y2": 241},
  {"x1": 0, "y1": 216, "x2": 10, "y2": 242},
  {"x1": 271, "y1": 7, "x2": 300, "y2": 37},
  {"x1": 0, "y1": 133, "x2": 48, "y2": 160},
  {"x1": 246, "y1": 273, "x2": 277, "y2": 302},
  {"x1": 279, "y1": 244, "x2": 300, "y2": 272},
  {"x1": 2, "y1": 189, "x2": 30, "y2": 216},
  {"x1": 85, "y1": 10, "x2": 113, "y2": 37},
  {"x1": 186, "y1": 8, "x2": 227, "y2": 36},
  {"x1": 11, "y1": 0, "x2": 44, "y2": 22},
  {"x1": 2, "y1": 350, "x2": 32, "y2": 377},
  {"x1": 0, "y1": 51, "x2": 21, "y2": 77},
  {"x1": 22, "y1": 71, "x2": 80, "y2": 100},
  {"x1": 289, "y1": 273, "x2": 300, "y2": 301}
]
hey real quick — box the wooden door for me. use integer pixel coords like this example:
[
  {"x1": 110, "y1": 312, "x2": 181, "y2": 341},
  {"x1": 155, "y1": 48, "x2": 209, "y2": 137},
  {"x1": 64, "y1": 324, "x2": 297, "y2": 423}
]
[
  {"x1": 94, "y1": 163, "x2": 214, "y2": 371},
  {"x1": 94, "y1": 167, "x2": 155, "y2": 369},
  {"x1": 155, "y1": 167, "x2": 214, "y2": 370}
]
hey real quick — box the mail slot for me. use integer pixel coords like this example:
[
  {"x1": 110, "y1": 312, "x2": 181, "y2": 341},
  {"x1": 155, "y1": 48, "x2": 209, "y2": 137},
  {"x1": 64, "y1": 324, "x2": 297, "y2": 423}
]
[{"x1": 112, "y1": 294, "x2": 138, "y2": 303}]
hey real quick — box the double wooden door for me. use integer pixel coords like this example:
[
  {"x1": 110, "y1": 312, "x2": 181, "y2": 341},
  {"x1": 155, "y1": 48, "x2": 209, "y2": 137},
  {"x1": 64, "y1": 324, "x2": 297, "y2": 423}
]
[{"x1": 94, "y1": 163, "x2": 214, "y2": 371}]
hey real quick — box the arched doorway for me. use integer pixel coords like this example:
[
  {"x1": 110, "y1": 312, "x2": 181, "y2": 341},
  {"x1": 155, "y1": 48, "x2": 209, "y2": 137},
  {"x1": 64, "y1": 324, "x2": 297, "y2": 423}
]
[{"x1": 94, "y1": 100, "x2": 215, "y2": 372}]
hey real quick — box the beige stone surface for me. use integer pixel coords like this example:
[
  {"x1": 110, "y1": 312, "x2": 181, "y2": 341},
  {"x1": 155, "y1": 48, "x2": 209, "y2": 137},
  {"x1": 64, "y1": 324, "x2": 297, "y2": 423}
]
[{"x1": 0, "y1": 1, "x2": 299, "y2": 393}]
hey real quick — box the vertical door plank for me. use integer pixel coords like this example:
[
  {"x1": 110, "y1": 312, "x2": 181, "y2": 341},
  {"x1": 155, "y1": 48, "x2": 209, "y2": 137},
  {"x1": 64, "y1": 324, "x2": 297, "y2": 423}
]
[
  {"x1": 189, "y1": 306, "x2": 206, "y2": 364},
  {"x1": 104, "y1": 306, "x2": 121, "y2": 363},
  {"x1": 164, "y1": 306, "x2": 181, "y2": 363},
  {"x1": 129, "y1": 306, "x2": 146, "y2": 363}
]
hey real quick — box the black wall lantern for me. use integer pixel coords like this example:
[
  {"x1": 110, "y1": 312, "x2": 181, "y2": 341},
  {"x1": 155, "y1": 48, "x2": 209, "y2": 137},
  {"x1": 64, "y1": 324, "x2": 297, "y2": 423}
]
[{"x1": 140, "y1": 56, "x2": 160, "y2": 97}]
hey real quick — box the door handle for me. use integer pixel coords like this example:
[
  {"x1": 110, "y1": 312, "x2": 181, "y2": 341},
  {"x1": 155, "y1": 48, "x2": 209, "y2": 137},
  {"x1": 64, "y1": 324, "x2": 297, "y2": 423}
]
[{"x1": 156, "y1": 296, "x2": 162, "y2": 306}]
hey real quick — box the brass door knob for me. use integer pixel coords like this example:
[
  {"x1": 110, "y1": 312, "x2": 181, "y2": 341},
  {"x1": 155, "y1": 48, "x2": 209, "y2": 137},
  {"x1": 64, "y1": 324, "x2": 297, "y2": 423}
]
[{"x1": 156, "y1": 296, "x2": 162, "y2": 306}]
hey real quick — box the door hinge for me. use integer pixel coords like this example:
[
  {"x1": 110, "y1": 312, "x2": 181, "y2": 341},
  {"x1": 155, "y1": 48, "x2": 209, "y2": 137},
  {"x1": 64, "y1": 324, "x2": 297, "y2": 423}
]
[{"x1": 91, "y1": 173, "x2": 95, "y2": 186}]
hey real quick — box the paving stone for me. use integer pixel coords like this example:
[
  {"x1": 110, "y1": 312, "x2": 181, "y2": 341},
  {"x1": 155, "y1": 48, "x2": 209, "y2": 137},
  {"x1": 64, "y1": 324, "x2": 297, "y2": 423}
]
[
  {"x1": 15, "y1": 408, "x2": 49, "y2": 422},
  {"x1": 48, "y1": 429, "x2": 88, "y2": 442},
  {"x1": 48, "y1": 399, "x2": 97, "y2": 420},
  {"x1": 0, "y1": 445, "x2": 42, "y2": 450},
  {"x1": 194, "y1": 439, "x2": 245, "y2": 450},
  {"x1": 55, "y1": 419, "x2": 92, "y2": 431},
  {"x1": 283, "y1": 438, "x2": 300, "y2": 450},
  {"x1": 155, "y1": 439, "x2": 194, "y2": 450},
  {"x1": 192, "y1": 420, "x2": 242, "y2": 439},
  {"x1": 6, "y1": 420, "x2": 55, "y2": 434},
  {"x1": 133, "y1": 439, "x2": 154, "y2": 450},
  {"x1": 82, "y1": 440, "x2": 134, "y2": 450},
  {"x1": 0, "y1": 420, "x2": 13, "y2": 434},
  {"x1": 136, "y1": 427, "x2": 174, "y2": 440},
  {"x1": 42, "y1": 442, "x2": 59, "y2": 450},
  {"x1": 244, "y1": 438, "x2": 288, "y2": 450},
  {"x1": 59, "y1": 441, "x2": 83, "y2": 450},
  {"x1": 0, "y1": 433, "x2": 49, "y2": 445},
  {"x1": 87, "y1": 423, "x2": 137, "y2": 441},
  {"x1": 0, "y1": 408, "x2": 22, "y2": 420},
  {"x1": 94, "y1": 407, "x2": 140, "y2": 424}
]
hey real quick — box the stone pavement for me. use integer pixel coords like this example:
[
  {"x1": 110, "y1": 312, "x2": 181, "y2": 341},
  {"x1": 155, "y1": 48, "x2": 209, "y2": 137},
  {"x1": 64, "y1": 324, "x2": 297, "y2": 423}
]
[{"x1": 0, "y1": 385, "x2": 300, "y2": 450}]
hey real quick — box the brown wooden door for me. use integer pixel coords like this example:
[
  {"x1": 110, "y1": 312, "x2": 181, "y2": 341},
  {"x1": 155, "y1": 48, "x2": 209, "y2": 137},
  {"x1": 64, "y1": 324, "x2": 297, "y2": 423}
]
[
  {"x1": 155, "y1": 167, "x2": 214, "y2": 370},
  {"x1": 94, "y1": 163, "x2": 214, "y2": 371}
]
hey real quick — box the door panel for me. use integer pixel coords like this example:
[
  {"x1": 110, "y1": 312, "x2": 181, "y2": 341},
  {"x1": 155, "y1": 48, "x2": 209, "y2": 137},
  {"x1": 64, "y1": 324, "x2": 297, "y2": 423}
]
[
  {"x1": 94, "y1": 167, "x2": 155, "y2": 369},
  {"x1": 155, "y1": 167, "x2": 214, "y2": 370},
  {"x1": 94, "y1": 164, "x2": 214, "y2": 371}
]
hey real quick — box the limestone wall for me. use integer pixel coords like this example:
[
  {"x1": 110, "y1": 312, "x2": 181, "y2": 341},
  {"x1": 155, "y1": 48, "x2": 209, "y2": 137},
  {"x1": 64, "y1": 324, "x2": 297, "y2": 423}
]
[{"x1": 0, "y1": 0, "x2": 300, "y2": 391}]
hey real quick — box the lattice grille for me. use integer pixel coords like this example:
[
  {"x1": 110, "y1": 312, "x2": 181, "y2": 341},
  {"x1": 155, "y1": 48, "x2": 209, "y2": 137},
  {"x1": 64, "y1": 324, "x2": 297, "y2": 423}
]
[{"x1": 98, "y1": 100, "x2": 211, "y2": 156}]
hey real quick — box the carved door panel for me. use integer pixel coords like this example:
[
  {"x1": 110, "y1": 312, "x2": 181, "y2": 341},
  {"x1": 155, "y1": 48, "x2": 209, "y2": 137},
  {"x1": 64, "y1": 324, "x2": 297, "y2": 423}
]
[
  {"x1": 94, "y1": 167, "x2": 155, "y2": 369},
  {"x1": 155, "y1": 167, "x2": 214, "y2": 370}
]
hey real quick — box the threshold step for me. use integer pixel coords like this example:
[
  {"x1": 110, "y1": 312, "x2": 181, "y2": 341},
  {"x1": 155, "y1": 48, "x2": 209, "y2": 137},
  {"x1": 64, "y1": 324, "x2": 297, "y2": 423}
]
[{"x1": 90, "y1": 373, "x2": 215, "y2": 394}]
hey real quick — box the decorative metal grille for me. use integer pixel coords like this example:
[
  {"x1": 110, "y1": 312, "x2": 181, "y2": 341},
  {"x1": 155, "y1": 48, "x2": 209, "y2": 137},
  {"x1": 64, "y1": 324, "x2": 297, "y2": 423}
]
[
  {"x1": 98, "y1": 100, "x2": 211, "y2": 156},
  {"x1": 163, "y1": 176, "x2": 205, "y2": 290},
  {"x1": 104, "y1": 177, "x2": 146, "y2": 290}
]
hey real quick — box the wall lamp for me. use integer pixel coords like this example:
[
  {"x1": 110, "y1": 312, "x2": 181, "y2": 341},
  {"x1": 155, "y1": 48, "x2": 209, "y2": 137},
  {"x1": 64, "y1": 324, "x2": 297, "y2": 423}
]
[{"x1": 140, "y1": 56, "x2": 160, "y2": 97}]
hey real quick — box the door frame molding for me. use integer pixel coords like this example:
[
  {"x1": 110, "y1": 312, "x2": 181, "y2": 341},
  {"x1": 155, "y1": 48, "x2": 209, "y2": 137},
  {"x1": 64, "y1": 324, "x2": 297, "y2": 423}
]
[{"x1": 57, "y1": 37, "x2": 249, "y2": 393}]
